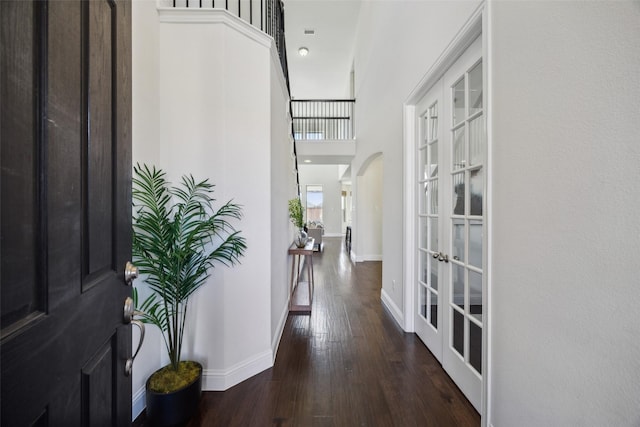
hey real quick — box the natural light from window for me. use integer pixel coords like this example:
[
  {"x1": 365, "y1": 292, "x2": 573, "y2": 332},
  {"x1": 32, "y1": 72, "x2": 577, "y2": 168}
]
[{"x1": 306, "y1": 185, "x2": 323, "y2": 224}]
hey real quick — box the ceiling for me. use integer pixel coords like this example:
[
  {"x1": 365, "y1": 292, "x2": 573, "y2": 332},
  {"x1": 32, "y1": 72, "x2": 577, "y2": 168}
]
[{"x1": 283, "y1": 0, "x2": 361, "y2": 100}]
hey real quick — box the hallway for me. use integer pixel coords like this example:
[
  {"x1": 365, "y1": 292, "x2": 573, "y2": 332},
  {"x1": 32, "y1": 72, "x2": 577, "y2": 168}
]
[{"x1": 135, "y1": 237, "x2": 480, "y2": 426}]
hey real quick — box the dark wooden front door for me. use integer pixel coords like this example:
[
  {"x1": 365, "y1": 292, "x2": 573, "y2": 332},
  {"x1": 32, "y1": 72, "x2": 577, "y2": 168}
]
[{"x1": 1, "y1": 0, "x2": 132, "y2": 425}]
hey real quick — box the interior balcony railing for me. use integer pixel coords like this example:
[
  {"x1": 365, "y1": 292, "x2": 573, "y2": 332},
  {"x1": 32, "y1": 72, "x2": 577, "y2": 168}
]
[
  {"x1": 291, "y1": 99, "x2": 356, "y2": 140},
  {"x1": 168, "y1": 0, "x2": 290, "y2": 92}
]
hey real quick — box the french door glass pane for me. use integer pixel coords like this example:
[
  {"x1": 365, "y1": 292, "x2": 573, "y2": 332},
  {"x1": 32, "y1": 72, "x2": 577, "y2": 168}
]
[
  {"x1": 420, "y1": 182, "x2": 428, "y2": 214},
  {"x1": 429, "y1": 180, "x2": 438, "y2": 214},
  {"x1": 429, "y1": 217, "x2": 438, "y2": 250},
  {"x1": 420, "y1": 217, "x2": 428, "y2": 249},
  {"x1": 429, "y1": 142, "x2": 438, "y2": 177},
  {"x1": 452, "y1": 309, "x2": 464, "y2": 357},
  {"x1": 453, "y1": 264, "x2": 464, "y2": 310},
  {"x1": 469, "y1": 220, "x2": 483, "y2": 268},
  {"x1": 420, "y1": 284, "x2": 427, "y2": 318},
  {"x1": 468, "y1": 62, "x2": 483, "y2": 115},
  {"x1": 453, "y1": 173, "x2": 465, "y2": 215},
  {"x1": 420, "y1": 250, "x2": 429, "y2": 283},
  {"x1": 453, "y1": 127, "x2": 465, "y2": 170},
  {"x1": 429, "y1": 290, "x2": 438, "y2": 328},
  {"x1": 470, "y1": 168, "x2": 483, "y2": 216},
  {"x1": 429, "y1": 102, "x2": 438, "y2": 141},
  {"x1": 469, "y1": 270, "x2": 482, "y2": 323},
  {"x1": 469, "y1": 116, "x2": 484, "y2": 167},
  {"x1": 453, "y1": 79, "x2": 465, "y2": 126},
  {"x1": 430, "y1": 257, "x2": 439, "y2": 291},
  {"x1": 453, "y1": 219, "x2": 465, "y2": 262},
  {"x1": 469, "y1": 321, "x2": 482, "y2": 374},
  {"x1": 423, "y1": 116, "x2": 430, "y2": 144},
  {"x1": 420, "y1": 147, "x2": 429, "y2": 180}
]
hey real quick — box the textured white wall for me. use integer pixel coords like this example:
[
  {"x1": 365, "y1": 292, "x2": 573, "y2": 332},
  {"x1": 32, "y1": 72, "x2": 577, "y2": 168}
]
[
  {"x1": 489, "y1": 2, "x2": 640, "y2": 425},
  {"x1": 298, "y1": 164, "x2": 344, "y2": 235},
  {"x1": 352, "y1": 0, "x2": 480, "y2": 315}
]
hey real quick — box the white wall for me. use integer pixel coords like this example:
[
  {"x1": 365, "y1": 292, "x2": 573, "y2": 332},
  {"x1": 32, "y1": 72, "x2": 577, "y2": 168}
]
[
  {"x1": 298, "y1": 164, "x2": 344, "y2": 235},
  {"x1": 270, "y1": 56, "x2": 297, "y2": 357},
  {"x1": 355, "y1": 154, "x2": 383, "y2": 261},
  {"x1": 341, "y1": 183, "x2": 352, "y2": 233},
  {"x1": 131, "y1": 5, "x2": 295, "y2": 419},
  {"x1": 489, "y1": 2, "x2": 640, "y2": 425},
  {"x1": 351, "y1": 0, "x2": 480, "y2": 315},
  {"x1": 131, "y1": 0, "x2": 163, "y2": 417}
]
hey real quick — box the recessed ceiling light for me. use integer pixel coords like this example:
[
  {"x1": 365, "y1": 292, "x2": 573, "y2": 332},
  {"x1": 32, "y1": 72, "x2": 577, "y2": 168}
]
[
  {"x1": 298, "y1": 47, "x2": 309, "y2": 57},
  {"x1": 304, "y1": 159, "x2": 311, "y2": 163}
]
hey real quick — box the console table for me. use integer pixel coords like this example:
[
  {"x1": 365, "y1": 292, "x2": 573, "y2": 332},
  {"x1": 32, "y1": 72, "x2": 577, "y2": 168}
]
[{"x1": 288, "y1": 238, "x2": 315, "y2": 314}]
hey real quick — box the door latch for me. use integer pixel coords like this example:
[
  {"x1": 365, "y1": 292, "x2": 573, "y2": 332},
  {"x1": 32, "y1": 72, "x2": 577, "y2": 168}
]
[{"x1": 124, "y1": 261, "x2": 138, "y2": 286}]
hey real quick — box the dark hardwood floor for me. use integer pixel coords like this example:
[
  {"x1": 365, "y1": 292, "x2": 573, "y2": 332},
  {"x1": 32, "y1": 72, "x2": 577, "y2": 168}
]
[{"x1": 134, "y1": 237, "x2": 480, "y2": 426}]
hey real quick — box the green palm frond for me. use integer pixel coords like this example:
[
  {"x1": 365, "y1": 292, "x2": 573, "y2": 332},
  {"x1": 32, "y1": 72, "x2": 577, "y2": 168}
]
[{"x1": 132, "y1": 163, "x2": 247, "y2": 371}]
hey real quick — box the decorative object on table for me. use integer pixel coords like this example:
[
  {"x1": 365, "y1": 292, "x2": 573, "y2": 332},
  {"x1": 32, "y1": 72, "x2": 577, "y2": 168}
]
[
  {"x1": 306, "y1": 222, "x2": 324, "y2": 252},
  {"x1": 288, "y1": 198, "x2": 308, "y2": 248},
  {"x1": 132, "y1": 164, "x2": 247, "y2": 426}
]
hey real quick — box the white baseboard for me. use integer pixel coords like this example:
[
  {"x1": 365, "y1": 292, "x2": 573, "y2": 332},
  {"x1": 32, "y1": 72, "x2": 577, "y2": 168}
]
[
  {"x1": 356, "y1": 254, "x2": 382, "y2": 262},
  {"x1": 130, "y1": 277, "x2": 291, "y2": 419},
  {"x1": 271, "y1": 300, "x2": 289, "y2": 363},
  {"x1": 323, "y1": 233, "x2": 343, "y2": 238},
  {"x1": 132, "y1": 385, "x2": 146, "y2": 421},
  {"x1": 132, "y1": 348, "x2": 274, "y2": 420},
  {"x1": 381, "y1": 288, "x2": 404, "y2": 328},
  {"x1": 202, "y1": 349, "x2": 273, "y2": 391}
]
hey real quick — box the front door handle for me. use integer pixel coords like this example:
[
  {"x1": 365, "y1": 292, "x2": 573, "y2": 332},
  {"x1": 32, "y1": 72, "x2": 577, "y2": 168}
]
[
  {"x1": 125, "y1": 320, "x2": 145, "y2": 376},
  {"x1": 123, "y1": 296, "x2": 145, "y2": 376}
]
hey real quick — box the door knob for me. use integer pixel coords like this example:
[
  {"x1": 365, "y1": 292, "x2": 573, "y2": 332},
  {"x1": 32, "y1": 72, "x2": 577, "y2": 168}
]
[
  {"x1": 434, "y1": 252, "x2": 449, "y2": 263},
  {"x1": 124, "y1": 261, "x2": 138, "y2": 285}
]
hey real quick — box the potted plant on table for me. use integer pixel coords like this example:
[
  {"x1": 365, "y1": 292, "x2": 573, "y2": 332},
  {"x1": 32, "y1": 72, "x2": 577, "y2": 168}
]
[
  {"x1": 288, "y1": 198, "x2": 308, "y2": 248},
  {"x1": 132, "y1": 164, "x2": 247, "y2": 426}
]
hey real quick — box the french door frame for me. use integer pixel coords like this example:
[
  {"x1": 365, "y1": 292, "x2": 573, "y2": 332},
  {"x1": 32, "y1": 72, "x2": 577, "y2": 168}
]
[{"x1": 402, "y1": 4, "x2": 491, "y2": 424}]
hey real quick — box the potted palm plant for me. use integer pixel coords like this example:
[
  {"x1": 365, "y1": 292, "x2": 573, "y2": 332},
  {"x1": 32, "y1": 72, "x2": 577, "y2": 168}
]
[
  {"x1": 288, "y1": 198, "x2": 308, "y2": 247},
  {"x1": 132, "y1": 164, "x2": 247, "y2": 426}
]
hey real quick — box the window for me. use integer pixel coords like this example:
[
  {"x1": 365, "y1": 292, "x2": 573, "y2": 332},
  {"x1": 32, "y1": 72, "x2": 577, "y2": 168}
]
[{"x1": 306, "y1": 185, "x2": 323, "y2": 223}]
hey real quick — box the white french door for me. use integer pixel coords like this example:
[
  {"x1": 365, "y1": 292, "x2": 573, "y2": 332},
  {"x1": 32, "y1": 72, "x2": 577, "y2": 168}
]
[
  {"x1": 414, "y1": 36, "x2": 485, "y2": 412},
  {"x1": 415, "y1": 81, "x2": 444, "y2": 362}
]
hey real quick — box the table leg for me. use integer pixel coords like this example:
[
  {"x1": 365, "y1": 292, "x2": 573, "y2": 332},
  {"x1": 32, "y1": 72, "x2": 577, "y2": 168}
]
[{"x1": 289, "y1": 254, "x2": 297, "y2": 311}]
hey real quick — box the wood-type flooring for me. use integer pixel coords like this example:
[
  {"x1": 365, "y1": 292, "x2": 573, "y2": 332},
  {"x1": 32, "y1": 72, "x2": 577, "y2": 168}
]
[{"x1": 134, "y1": 237, "x2": 480, "y2": 426}]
